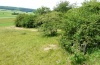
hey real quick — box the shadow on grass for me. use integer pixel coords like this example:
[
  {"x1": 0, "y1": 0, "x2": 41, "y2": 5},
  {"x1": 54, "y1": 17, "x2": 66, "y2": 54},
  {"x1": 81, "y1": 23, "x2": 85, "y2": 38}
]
[{"x1": 41, "y1": 32, "x2": 62, "y2": 38}]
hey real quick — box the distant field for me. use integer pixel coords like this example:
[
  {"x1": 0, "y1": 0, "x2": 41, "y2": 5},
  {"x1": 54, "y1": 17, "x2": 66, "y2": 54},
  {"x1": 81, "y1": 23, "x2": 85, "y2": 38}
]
[
  {"x1": 0, "y1": 9, "x2": 34, "y2": 18},
  {"x1": 0, "y1": 9, "x2": 16, "y2": 17}
]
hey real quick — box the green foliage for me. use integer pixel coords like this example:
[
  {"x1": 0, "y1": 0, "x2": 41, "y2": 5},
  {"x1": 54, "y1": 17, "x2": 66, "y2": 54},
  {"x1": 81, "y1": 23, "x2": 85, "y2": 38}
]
[
  {"x1": 54, "y1": 1, "x2": 72, "y2": 13},
  {"x1": 38, "y1": 11, "x2": 63, "y2": 36},
  {"x1": 60, "y1": 1, "x2": 100, "y2": 62},
  {"x1": 60, "y1": 36, "x2": 73, "y2": 53},
  {"x1": 82, "y1": 0, "x2": 100, "y2": 14},
  {"x1": 70, "y1": 52, "x2": 86, "y2": 65},
  {"x1": 34, "y1": 6, "x2": 51, "y2": 27},
  {"x1": 35, "y1": 6, "x2": 51, "y2": 15},
  {"x1": 15, "y1": 14, "x2": 36, "y2": 28},
  {"x1": 34, "y1": 14, "x2": 44, "y2": 27},
  {"x1": 15, "y1": 14, "x2": 24, "y2": 27}
]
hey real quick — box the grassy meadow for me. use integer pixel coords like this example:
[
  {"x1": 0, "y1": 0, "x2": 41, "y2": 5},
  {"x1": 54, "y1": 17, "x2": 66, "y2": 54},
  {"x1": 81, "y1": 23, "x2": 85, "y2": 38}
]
[
  {"x1": 0, "y1": 10, "x2": 100, "y2": 65},
  {"x1": 0, "y1": 27, "x2": 71, "y2": 65},
  {"x1": 0, "y1": 10, "x2": 71, "y2": 65},
  {"x1": 0, "y1": 18, "x2": 71, "y2": 65}
]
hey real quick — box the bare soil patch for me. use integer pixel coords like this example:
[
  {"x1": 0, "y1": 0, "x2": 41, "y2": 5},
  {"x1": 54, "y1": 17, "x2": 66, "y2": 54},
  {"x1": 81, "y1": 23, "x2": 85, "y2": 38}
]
[{"x1": 43, "y1": 44, "x2": 58, "y2": 51}]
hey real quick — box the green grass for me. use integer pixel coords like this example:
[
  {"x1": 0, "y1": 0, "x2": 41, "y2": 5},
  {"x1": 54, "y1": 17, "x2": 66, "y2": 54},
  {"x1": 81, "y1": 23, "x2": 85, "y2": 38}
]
[
  {"x1": 0, "y1": 18, "x2": 70, "y2": 65},
  {"x1": 1, "y1": 28, "x2": 100, "y2": 65},
  {"x1": 0, "y1": 18, "x2": 15, "y2": 27},
  {"x1": 0, "y1": 28, "x2": 70, "y2": 65}
]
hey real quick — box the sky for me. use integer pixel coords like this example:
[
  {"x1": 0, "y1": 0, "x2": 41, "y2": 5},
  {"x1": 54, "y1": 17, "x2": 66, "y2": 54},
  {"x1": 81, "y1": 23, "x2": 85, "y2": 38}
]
[{"x1": 0, "y1": 0, "x2": 84, "y2": 9}]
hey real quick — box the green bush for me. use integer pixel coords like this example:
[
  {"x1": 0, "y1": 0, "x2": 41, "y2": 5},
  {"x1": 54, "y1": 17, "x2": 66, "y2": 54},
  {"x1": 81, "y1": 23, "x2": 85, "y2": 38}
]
[
  {"x1": 60, "y1": 0, "x2": 100, "y2": 55},
  {"x1": 15, "y1": 14, "x2": 25, "y2": 27},
  {"x1": 37, "y1": 11, "x2": 63, "y2": 36},
  {"x1": 60, "y1": 1, "x2": 100, "y2": 63},
  {"x1": 15, "y1": 14, "x2": 36, "y2": 28},
  {"x1": 70, "y1": 53, "x2": 86, "y2": 65}
]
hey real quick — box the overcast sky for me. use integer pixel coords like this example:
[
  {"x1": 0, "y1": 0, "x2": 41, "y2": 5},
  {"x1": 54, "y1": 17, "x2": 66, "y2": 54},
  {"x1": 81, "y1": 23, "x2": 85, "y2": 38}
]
[{"x1": 0, "y1": 0, "x2": 84, "y2": 9}]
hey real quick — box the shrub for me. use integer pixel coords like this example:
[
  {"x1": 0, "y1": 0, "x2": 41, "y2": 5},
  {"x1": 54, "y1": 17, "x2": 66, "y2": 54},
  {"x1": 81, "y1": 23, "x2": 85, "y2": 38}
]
[
  {"x1": 38, "y1": 11, "x2": 63, "y2": 36},
  {"x1": 60, "y1": 0, "x2": 100, "y2": 55},
  {"x1": 70, "y1": 52, "x2": 86, "y2": 65},
  {"x1": 12, "y1": 12, "x2": 19, "y2": 15},
  {"x1": 15, "y1": 14, "x2": 25, "y2": 27},
  {"x1": 15, "y1": 14, "x2": 36, "y2": 28},
  {"x1": 35, "y1": 6, "x2": 51, "y2": 15}
]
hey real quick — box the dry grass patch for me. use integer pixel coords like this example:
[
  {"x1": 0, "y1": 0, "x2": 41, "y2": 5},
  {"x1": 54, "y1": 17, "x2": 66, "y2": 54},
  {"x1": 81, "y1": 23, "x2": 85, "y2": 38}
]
[{"x1": 43, "y1": 44, "x2": 58, "y2": 51}]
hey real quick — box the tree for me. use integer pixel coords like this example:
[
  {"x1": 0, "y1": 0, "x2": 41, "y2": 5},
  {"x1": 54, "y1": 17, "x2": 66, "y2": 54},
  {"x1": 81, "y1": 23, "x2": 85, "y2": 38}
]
[
  {"x1": 54, "y1": 1, "x2": 72, "y2": 13},
  {"x1": 38, "y1": 11, "x2": 63, "y2": 36},
  {"x1": 60, "y1": 0, "x2": 100, "y2": 55},
  {"x1": 60, "y1": 1, "x2": 100, "y2": 64},
  {"x1": 82, "y1": 0, "x2": 100, "y2": 13},
  {"x1": 35, "y1": 6, "x2": 51, "y2": 15}
]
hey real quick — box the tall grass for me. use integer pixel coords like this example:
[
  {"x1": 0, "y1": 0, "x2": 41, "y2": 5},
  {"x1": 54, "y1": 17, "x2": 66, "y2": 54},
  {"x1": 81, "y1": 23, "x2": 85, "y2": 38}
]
[{"x1": 0, "y1": 28, "x2": 71, "y2": 65}]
